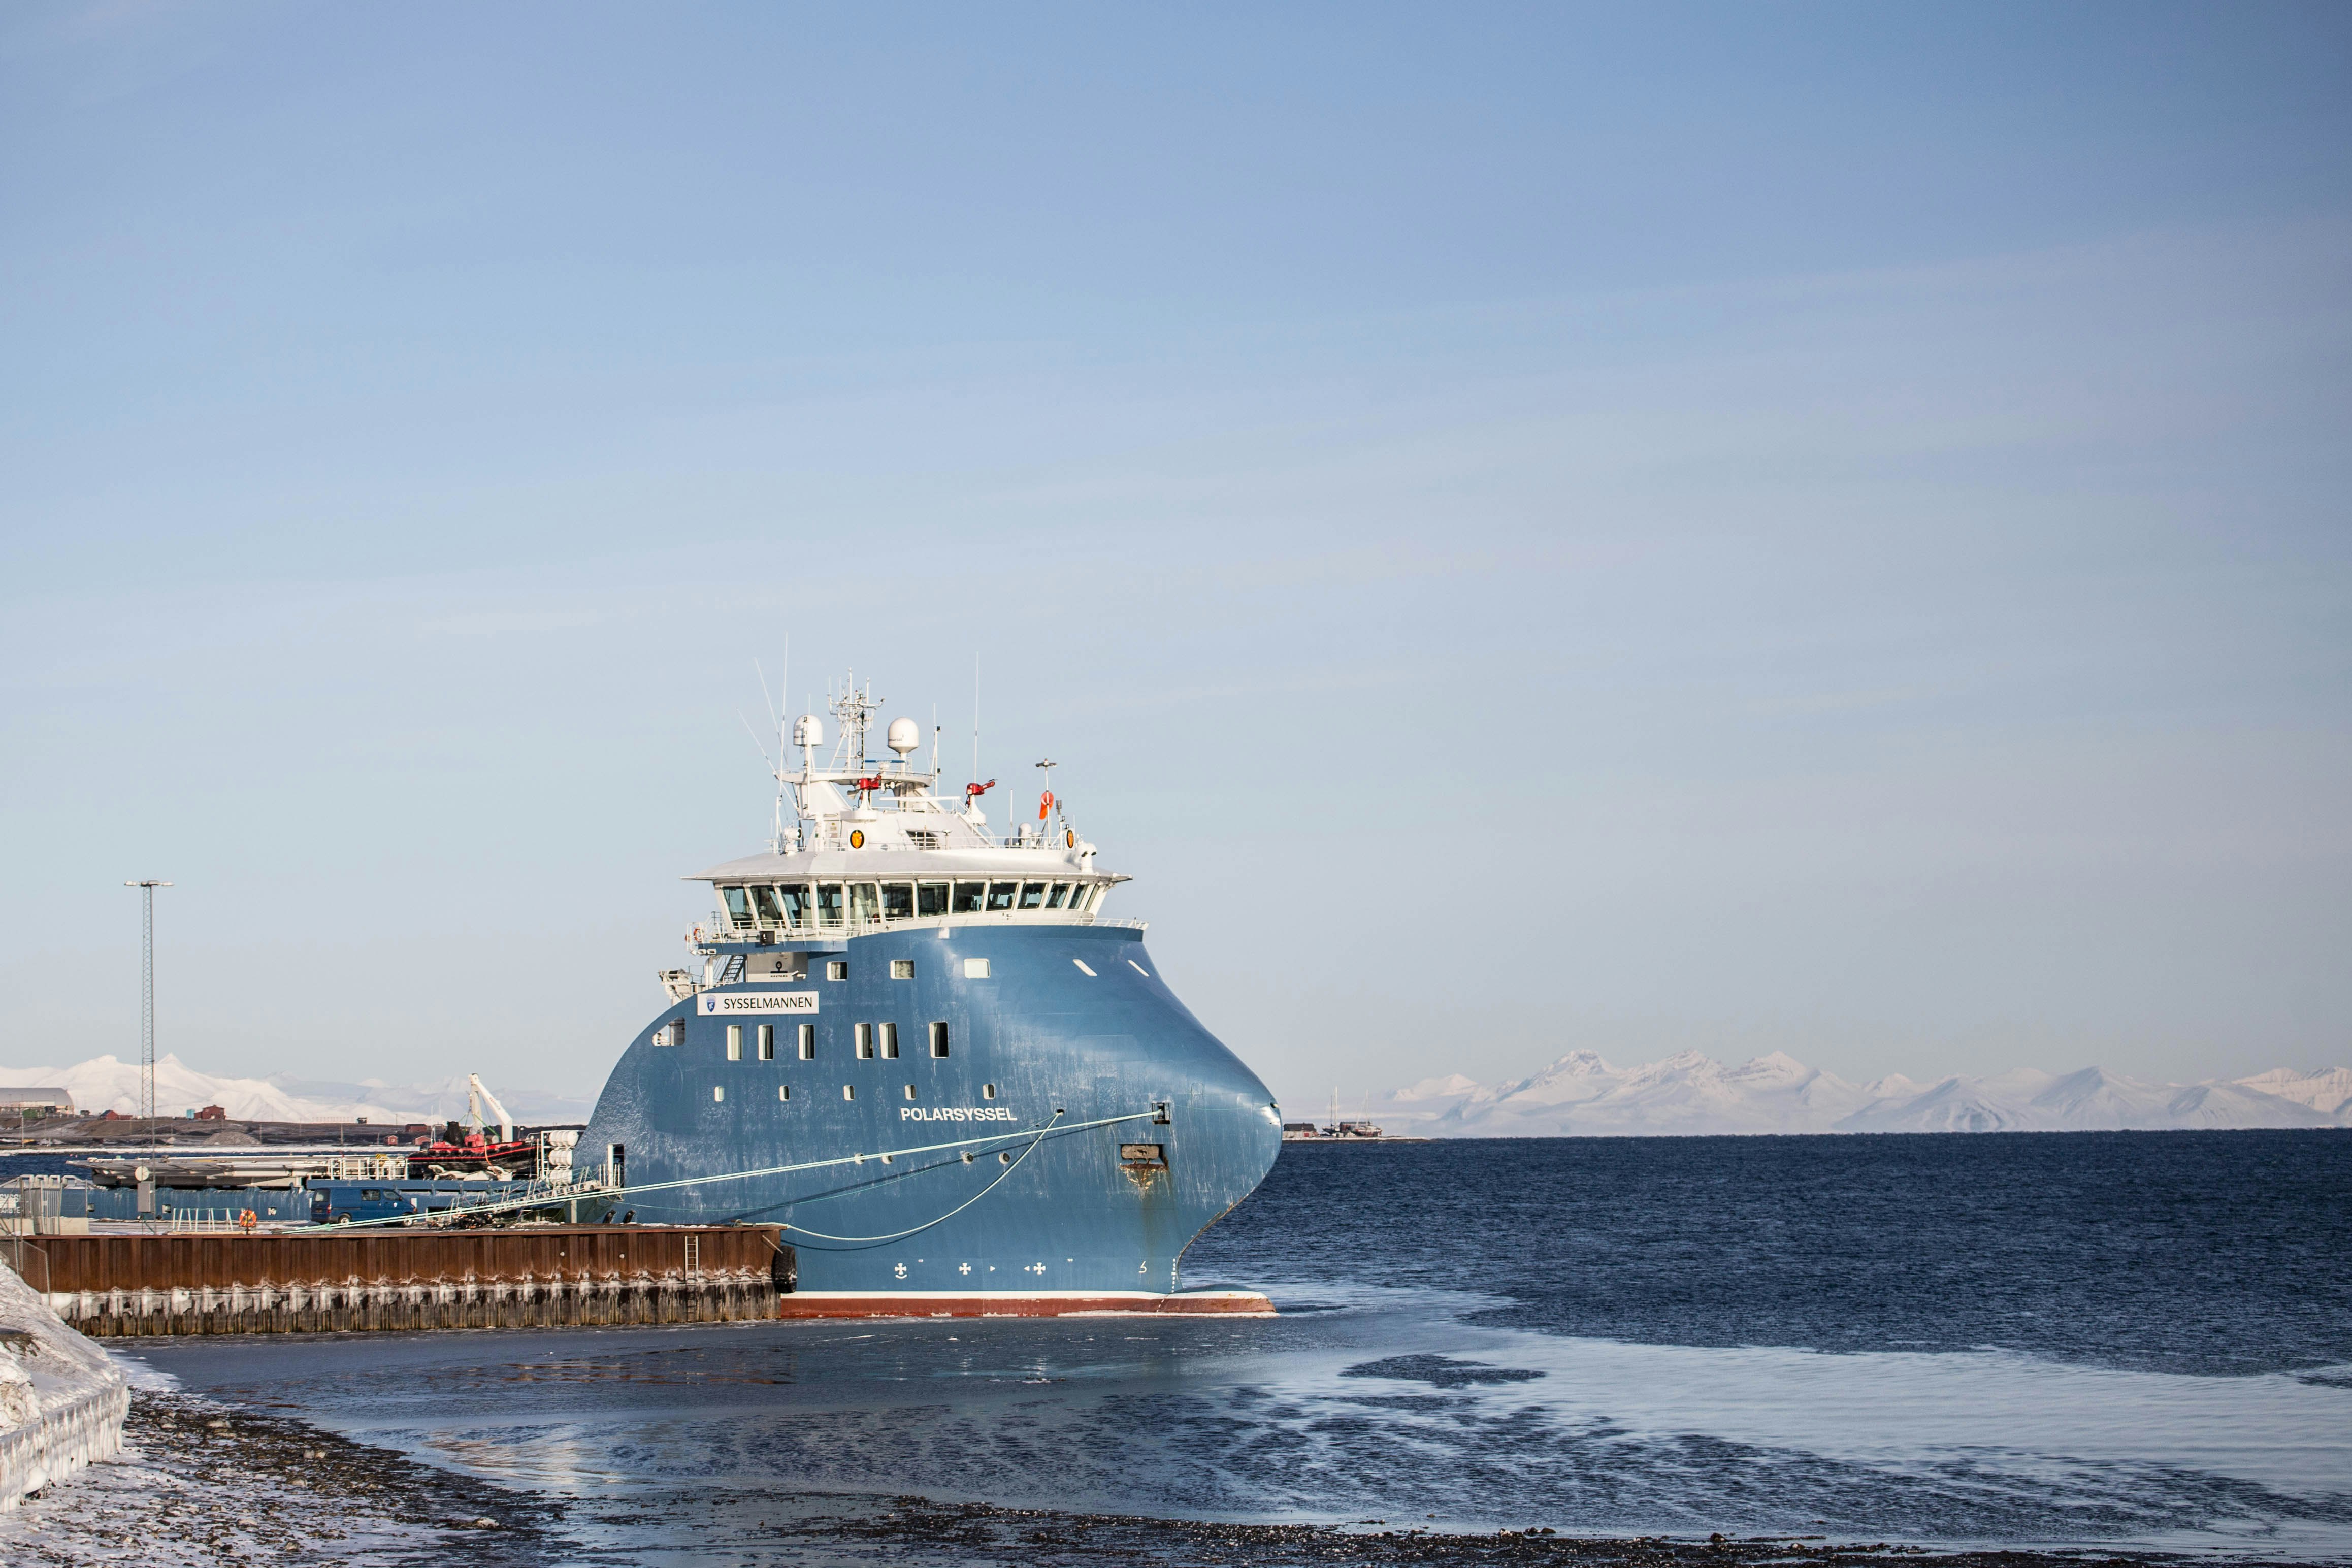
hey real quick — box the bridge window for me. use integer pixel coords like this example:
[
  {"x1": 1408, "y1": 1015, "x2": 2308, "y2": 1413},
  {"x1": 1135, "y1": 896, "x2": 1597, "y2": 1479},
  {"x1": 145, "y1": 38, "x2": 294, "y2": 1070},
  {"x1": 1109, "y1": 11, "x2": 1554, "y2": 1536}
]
[
  {"x1": 850, "y1": 883, "x2": 879, "y2": 924},
  {"x1": 815, "y1": 884, "x2": 845, "y2": 926},
  {"x1": 918, "y1": 881, "x2": 950, "y2": 916},
  {"x1": 726, "y1": 1025, "x2": 743, "y2": 1062},
  {"x1": 986, "y1": 881, "x2": 1018, "y2": 911},
  {"x1": 779, "y1": 885, "x2": 809, "y2": 927},
  {"x1": 1045, "y1": 883, "x2": 1070, "y2": 909},
  {"x1": 880, "y1": 1022, "x2": 899, "y2": 1058},
  {"x1": 951, "y1": 880, "x2": 986, "y2": 914},
  {"x1": 1072, "y1": 884, "x2": 1098, "y2": 913},
  {"x1": 1019, "y1": 881, "x2": 1047, "y2": 909},
  {"x1": 930, "y1": 1022, "x2": 951, "y2": 1057},
  {"x1": 721, "y1": 886, "x2": 754, "y2": 929},
  {"x1": 797, "y1": 1024, "x2": 815, "y2": 1060},
  {"x1": 882, "y1": 882, "x2": 914, "y2": 919},
  {"x1": 890, "y1": 959, "x2": 914, "y2": 979},
  {"x1": 749, "y1": 885, "x2": 785, "y2": 926},
  {"x1": 757, "y1": 1024, "x2": 775, "y2": 1061},
  {"x1": 856, "y1": 1023, "x2": 875, "y2": 1060}
]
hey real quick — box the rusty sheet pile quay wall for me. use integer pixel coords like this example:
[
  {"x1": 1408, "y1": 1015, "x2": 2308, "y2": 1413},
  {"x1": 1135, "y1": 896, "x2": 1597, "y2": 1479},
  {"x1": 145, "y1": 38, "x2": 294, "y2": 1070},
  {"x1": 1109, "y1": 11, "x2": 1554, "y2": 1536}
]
[{"x1": 7, "y1": 1226, "x2": 793, "y2": 1337}]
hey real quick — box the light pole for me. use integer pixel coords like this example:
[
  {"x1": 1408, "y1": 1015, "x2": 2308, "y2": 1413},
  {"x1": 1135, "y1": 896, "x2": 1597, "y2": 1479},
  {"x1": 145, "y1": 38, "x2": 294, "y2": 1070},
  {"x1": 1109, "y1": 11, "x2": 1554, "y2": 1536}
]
[{"x1": 124, "y1": 880, "x2": 170, "y2": 1137}]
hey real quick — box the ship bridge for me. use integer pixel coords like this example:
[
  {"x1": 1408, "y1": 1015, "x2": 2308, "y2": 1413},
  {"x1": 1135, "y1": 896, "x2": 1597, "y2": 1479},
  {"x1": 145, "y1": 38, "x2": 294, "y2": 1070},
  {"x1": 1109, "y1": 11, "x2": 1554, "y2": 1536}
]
[{"x1": 685, "y1": 675, "x2": 1131, "y2": 952}]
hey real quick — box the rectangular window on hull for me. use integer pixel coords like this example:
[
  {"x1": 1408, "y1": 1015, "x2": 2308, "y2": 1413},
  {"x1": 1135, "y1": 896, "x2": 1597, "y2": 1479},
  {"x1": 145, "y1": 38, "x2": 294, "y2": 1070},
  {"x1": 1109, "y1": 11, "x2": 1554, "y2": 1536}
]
[
  {"x1": 880, "y1": 1022, "x2": 899, "y2": 1058},
  {"x1": 722, "y1": 886, "x2": 754, "y2": 929},
  {"x1": 986, "y1": 881, "x2": 1018, "y2": 911},
  {"x1": 726, "y1": 1025, "x2": 743, "y2": 1062},
  {"x1": 749, "y1": 886, "x2": 785, "y2": 926},
  {"x1": 797, "y1": 1023, "x2": 815, "y2": 1060},
  {"x1": 815, "y1": 884, "x2": 845, "y2": 926},
  {"x1": 981, "y1": 1082, "x2": 994, "y2": 1098},
  {"x1": 903, "y1": 1084, "x2": 917, "y2": 1100},
  {"x1": 757, "y1": 1024, "x2": 775, "y2": 1061},
  {"x1": 843, "y1": 1085, "x2": 855, "y2": 1100},
  {"x1": 929, "y1": 1021, "x2": 950, "y2": 1057},
  {"x1": 883, "y1": 883, "x2": 914, "y2": 919},
  {"x1": 951, "y1": 881, "x2": 986, "y2": 914},
  {"x1": 961, "y1": 958, "x2": 990, "y2": 979},
  {"x1": 890, "y1": 959, "x2": 914, "y2": 979},
  {"x1": 778, "y1": 1084, "x2": 790, "y2": 1102},
  {"x1": 855, "y1": 1023, "x2": 874, "y2": 1059},
  {"x1": 827, "y1": 960, "x2": 848, "y2": 981},
  {"x1": 918, "y1": 881, "x2": 950, "y2": 917}
]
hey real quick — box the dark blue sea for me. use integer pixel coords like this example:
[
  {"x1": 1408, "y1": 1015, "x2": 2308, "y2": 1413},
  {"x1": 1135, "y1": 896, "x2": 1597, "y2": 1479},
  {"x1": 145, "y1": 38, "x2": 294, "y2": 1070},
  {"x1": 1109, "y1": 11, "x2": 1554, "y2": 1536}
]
[{"x1": 42, "y1": 1132, "x2": 2352, "y2": 1561}]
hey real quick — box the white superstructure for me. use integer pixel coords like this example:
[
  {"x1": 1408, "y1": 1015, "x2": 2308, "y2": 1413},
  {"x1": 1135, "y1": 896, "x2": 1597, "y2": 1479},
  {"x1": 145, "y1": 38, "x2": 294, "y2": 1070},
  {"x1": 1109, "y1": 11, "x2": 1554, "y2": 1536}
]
[{"x1": 686, "y1": 675, "x2": 1130, "y2": 952}]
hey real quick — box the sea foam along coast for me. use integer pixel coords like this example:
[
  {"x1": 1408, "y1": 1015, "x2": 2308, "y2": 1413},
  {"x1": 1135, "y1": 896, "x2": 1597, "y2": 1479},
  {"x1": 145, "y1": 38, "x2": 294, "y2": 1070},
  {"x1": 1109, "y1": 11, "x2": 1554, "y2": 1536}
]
[{"x1": 0, "y1": 1256, "x2": 127, "y2": 1507}]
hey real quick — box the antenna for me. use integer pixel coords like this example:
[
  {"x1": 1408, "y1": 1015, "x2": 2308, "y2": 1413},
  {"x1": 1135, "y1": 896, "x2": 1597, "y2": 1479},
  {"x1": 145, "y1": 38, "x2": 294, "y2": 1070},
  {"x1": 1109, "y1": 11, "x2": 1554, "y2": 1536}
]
[
  {"x1": 780, "y1": 640, "x2": 792, "y2": 849},
  {"x1": 739, "y1": 711, "x2": 775, "y2": 769},
  {"x1": 754, "y1": 658, "x2": 778, "y2": 737},
  {"x1": 971, "y1": 656, "x2": 981, "y2": 792}
]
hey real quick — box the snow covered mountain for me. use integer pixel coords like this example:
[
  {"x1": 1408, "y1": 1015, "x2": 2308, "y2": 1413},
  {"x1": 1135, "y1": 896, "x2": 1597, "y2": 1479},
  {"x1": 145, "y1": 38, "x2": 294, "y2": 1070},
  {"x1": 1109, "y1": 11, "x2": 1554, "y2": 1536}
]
[
  {"x1": 1373, "y1": 1053, "x2": 2351, "y2": 1136},
  {"x1": 0, "y1": 1054, "x2": 592, "y2": 1126}
]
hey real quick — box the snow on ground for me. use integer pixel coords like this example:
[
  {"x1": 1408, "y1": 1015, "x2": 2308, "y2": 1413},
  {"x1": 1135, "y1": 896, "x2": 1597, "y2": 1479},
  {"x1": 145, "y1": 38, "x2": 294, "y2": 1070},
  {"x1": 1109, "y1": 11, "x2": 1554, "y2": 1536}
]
[{"x1": 0, "y1": 1256, "x2": 127, "y2": 1507}]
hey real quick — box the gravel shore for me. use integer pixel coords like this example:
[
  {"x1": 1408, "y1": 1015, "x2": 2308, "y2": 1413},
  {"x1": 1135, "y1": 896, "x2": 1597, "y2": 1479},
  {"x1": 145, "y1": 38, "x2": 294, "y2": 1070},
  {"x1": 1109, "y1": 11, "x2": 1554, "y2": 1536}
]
[{"x1": 0, "y1": 1385, "x2": 2311, "y2": 1567}]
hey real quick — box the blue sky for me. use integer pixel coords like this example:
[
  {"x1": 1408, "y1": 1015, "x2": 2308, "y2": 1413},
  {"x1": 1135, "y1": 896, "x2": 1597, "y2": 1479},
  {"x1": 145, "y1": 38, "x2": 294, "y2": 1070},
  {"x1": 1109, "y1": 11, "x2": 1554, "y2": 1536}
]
[{"x1": 3, "y1": 4, "x2": 2347, "y2": 1106}]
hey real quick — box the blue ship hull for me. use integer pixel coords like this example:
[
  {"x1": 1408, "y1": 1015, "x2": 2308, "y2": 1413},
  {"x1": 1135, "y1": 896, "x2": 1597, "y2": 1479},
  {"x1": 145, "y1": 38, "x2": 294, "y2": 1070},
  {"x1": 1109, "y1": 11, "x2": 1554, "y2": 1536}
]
[{"x1": 581, "y1": 923, "x2": 1280, "y2": 1302}]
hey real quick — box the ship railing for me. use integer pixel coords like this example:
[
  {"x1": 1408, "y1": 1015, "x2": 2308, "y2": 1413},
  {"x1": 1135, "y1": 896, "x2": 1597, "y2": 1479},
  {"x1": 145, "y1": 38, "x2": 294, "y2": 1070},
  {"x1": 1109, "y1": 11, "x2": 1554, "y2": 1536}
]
[
  {"x1": 415, "y1": 1176, "x2": 595, "y2": 1225},
  {"x1": 166, "y1": 1213, "x2": 252, "y2": 1234},
  {"x1": 702, "y1": 911, "x2": 1147, "y2": 944}
]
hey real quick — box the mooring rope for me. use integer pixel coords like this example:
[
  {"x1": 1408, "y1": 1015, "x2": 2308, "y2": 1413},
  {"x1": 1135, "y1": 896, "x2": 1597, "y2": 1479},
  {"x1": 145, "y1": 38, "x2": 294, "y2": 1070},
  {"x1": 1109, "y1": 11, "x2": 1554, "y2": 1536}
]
[
  {"x1": 292, "y1": 1107, "x2": 1162, "y2": 1233},
  {"x1": 768, "y1": 1111, "x2": 1059, "y2": 1245}
]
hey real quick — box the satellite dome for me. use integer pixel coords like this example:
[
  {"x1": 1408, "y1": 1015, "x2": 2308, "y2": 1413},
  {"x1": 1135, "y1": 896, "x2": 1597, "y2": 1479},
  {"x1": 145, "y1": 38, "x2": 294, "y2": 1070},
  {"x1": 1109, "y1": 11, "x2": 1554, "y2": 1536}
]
[
  {"x1": 886, "y1": 717, "x2": 921, "y2": 756},
  {"x1": 793, "y1": 714, "x2": 823, "y2": 748}
]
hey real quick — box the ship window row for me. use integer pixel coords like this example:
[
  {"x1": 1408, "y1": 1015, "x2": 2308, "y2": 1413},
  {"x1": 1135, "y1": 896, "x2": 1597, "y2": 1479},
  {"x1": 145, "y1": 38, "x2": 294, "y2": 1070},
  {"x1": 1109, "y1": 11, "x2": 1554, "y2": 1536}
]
[
  {"x1": 710, "y1": 1021, "x2": 947, "y2": 1060},
  {"x1": 722, "y1": 880, "x2": 1103, "y2": 931},
  {"x1": 715, "y1": 1082, "x2": 996, "y2": 1105}
]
